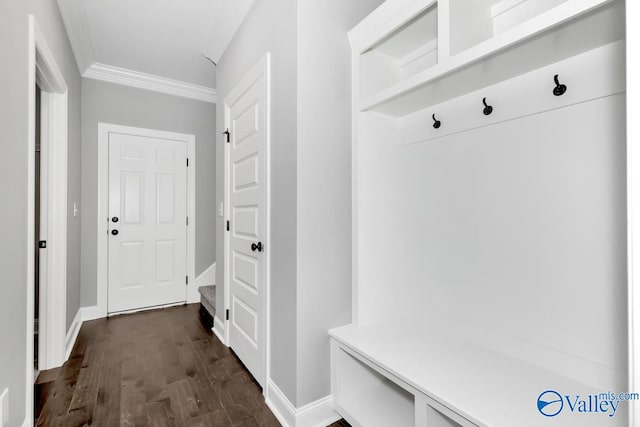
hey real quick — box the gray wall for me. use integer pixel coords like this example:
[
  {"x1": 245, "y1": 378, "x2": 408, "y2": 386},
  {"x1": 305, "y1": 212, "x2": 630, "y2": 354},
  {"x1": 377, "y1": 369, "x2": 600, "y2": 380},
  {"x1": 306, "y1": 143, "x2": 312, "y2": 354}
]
[
  {"x1": 28, "y1": 0, "x2": 84, "y2": 333},
  {"x1": 295, "y1": 0, "x2": 385, "y2": 406},
  {"x1": 80, "y1": 79, "x2": 217, "y2": 307},
  {"x1": 0, "y1": 0, "x2": 82, "y2": 424},
  {"x1": 215, "y1": 0, "x2": 382, "y2": 407},
  {"x1": 215, "y1": 0, "x2": 300, "y2": 404}
]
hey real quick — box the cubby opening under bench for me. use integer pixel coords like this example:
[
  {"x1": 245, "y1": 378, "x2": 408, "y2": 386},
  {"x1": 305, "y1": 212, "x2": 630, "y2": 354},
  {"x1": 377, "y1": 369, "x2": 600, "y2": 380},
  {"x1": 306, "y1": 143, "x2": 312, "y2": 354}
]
[{"x1": 330, "y1": 0, "x2": 628, "y2": 426}]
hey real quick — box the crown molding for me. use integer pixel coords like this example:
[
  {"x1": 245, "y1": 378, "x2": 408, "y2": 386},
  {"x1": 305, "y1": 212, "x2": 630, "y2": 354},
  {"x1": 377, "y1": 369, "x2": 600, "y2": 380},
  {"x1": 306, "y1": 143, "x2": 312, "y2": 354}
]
[
  {"x1": 56, "y1": 0, "x2": 95, "y2": 73},
  {"x1": 58, "y1": 0, "x2": 217, "y2": 102},
  {"x1": 83, "y1": 63, "x2": 217, "y2": 104}
]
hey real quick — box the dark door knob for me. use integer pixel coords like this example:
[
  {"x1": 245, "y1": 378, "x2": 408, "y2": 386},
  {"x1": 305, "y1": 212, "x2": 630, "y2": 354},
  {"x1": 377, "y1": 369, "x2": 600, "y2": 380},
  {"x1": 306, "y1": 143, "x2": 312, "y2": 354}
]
[
  {"x1": 112, "y1": 216, "x2": 119, "y2": 223},
  {"x1": 111, "y1": 230, "x2": 119, "y2": 236},
  {"x1": 251, "y1": 242, "x2": 263, "y2": 252}
]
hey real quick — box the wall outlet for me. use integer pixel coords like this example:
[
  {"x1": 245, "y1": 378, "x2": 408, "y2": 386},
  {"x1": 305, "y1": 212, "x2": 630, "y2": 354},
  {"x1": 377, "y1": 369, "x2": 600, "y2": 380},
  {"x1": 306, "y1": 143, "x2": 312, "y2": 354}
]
[{"x1": 0, "y1": 388, "x2": 8, "y2": 427}]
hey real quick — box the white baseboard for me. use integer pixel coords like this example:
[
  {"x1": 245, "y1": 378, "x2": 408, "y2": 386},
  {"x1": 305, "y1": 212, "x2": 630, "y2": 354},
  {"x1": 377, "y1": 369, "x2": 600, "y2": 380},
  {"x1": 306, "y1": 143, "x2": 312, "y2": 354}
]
[
  {"x1": 213, "y1": 315, "x2": 226, "y2": 345},
  {"x1": 265, "y1": 379, "x2": 339, "y2": 427},
  {"x1": 64, "y1": 309, "x2": 82, "y2": 360},
  {"x1": 266, "y1": 379, "x2": 296, "y2": 427},
  {"x1": 63, "y1": 305, "x2": 105, "y2": 362},
  {"x1": 188, "y1": 262, "x2": 216, "y2": 304},
  {"x1": 297, "y1": 395, "x2": 340, "y2": 427},
  {"x1": 80, "y1": 305, "x2": 104, "y2": 321},
  {"x1": 196, "y1": 262, "x2": 216, "y2": 286}
]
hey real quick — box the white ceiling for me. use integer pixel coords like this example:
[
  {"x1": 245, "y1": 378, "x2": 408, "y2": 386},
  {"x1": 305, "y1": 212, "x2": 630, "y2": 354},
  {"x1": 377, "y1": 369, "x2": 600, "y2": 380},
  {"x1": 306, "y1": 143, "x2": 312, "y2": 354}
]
[{"x1": 57, "y1": 0, "x2": 254, "y2": 91}]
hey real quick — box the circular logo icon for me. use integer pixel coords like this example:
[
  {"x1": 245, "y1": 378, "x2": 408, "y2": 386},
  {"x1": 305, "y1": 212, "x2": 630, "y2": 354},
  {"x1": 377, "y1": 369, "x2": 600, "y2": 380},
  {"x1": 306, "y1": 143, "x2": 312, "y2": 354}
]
[{"x1": 537, "y1": 390, "x2": 563, "y2": 417}]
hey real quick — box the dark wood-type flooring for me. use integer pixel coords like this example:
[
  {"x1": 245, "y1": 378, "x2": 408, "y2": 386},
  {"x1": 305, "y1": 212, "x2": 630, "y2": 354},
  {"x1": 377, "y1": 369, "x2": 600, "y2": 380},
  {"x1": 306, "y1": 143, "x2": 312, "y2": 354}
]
[{"x1": 35, "y1": 304, "x2": 349, "y2": 427}]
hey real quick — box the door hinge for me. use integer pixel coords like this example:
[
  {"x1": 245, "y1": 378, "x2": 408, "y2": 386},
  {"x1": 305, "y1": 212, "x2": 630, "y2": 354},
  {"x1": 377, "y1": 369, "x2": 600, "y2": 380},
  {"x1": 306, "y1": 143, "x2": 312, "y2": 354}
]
[
  {"x1": 186, "y1": 216, "x2": 189, "y2": 226},
  {"x1": 38, "y1": 240, "x2": 47, "y2": 249},
  {"x1": 226, "y1": 309, "x2": 229, "y2": 320},
  {"x1": 186, "y1": 275, "x2": 189, "y2": 285},
  {"x1": 186, "y1": 158, "x2": 189, "y2": 167},
  {"x1": 226, "y1": 220, "x2": 230, "y2": 231},
  {"x1": 223, "y1": 128, "x2": 230, "y2": 143}
]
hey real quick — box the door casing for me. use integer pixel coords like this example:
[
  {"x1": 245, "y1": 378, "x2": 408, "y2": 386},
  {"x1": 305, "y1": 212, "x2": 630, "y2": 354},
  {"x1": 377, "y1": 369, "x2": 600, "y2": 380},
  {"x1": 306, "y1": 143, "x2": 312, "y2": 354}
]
[
  {"x1": 223, "y1": 53, "x2": 271, "y2": 391},
  {"x1": 96, "y1": 124, "x2": 197, "y2": 318},
  {"x1": 26, "y1": 14, "x2": 69, "y2": 425}
]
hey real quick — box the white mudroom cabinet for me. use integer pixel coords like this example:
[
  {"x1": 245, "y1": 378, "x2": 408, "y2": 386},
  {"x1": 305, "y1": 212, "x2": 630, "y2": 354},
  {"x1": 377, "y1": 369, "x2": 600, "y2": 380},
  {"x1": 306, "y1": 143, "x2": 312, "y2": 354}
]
[{"x1": 329, "y1": 0, "x2": 628, "y2": 426}]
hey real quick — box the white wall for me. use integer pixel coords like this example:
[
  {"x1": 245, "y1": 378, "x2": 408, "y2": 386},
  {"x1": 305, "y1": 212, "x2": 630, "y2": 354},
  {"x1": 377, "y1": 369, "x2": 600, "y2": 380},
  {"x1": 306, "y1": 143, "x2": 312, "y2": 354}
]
[
  {"x1": 296, "y1": 0, "x2": 384, "y2": 406},
  {"x1": 0, "y1": 0, "x2": 82, "y2": 424},
  {"x1": 391, "y1": 95, "x2": 627, "y2": 379},
  {"x1": 80, "y1": 78, "x2": 217, "y2": 307}
]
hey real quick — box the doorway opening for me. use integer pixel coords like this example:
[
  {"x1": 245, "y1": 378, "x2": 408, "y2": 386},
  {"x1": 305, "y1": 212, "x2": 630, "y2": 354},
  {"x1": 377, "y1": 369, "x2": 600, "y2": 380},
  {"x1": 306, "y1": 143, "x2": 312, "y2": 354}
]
[{"x1": 26, "y1": 14, "x2": 70, "y2": 424}]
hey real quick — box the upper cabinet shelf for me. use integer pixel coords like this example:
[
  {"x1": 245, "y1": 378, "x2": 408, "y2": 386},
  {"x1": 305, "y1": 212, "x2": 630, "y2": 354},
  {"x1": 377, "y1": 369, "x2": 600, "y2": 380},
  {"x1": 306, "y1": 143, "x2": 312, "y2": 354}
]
[
  {"x1": 360, "y1": 2, "x2": 440, "y2": 98},
  {"x1": 450, "y1": 0, "x2": 569, "y2": 55},
  {"x1": 350, "y1": 0, "x2": 622, "y2": 117}
]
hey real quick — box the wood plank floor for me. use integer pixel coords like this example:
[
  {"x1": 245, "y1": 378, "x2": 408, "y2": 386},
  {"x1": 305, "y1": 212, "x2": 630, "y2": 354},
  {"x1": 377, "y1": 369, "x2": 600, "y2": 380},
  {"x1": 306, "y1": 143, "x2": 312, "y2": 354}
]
[{"x1": 35, "y1": 304, "x2": 349, "y2": 427}]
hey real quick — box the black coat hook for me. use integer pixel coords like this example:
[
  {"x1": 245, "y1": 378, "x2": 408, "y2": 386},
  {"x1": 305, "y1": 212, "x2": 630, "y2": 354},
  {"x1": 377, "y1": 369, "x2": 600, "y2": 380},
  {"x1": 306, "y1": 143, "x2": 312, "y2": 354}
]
[
  {"x1": 553, "y1": 74, "x2": 567, "y2": 96},
  {"x1": 432, "y1": 114, "x2": 441, "y2": 129},
  {"x1": 482, "y1": 97, "x2": 493, "y2": 116}
]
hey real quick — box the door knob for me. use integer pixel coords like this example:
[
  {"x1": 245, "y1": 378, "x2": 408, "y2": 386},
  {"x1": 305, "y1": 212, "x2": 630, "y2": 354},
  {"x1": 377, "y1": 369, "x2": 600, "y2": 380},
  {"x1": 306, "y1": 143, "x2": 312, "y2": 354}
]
[
  {"x1": 251, "y1": 242, "x2": 263, "y2": 252},
  {"x1": 112, "y1": 216, "x2": 119, "y2": 223},
  {"x1": 111, "y1": 230, "x2": 119, "y2": 236}
]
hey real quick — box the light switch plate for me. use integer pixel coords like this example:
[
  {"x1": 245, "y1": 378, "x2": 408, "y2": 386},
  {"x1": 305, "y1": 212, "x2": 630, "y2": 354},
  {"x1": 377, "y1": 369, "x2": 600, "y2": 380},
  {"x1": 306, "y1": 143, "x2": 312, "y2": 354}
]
[
  {"x1": 0, "y1": 388, "x2": 8, "y2": 426},
  {"x1": 218, "y1": 201, "x2": 224, "y2": 217}
]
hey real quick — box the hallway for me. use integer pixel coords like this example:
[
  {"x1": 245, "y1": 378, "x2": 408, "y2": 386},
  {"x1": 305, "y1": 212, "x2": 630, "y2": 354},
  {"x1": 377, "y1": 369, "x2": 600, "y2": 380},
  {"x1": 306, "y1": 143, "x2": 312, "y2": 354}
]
[{"x1": 34, "y1": 305, "x2": 285, "y2": 426}]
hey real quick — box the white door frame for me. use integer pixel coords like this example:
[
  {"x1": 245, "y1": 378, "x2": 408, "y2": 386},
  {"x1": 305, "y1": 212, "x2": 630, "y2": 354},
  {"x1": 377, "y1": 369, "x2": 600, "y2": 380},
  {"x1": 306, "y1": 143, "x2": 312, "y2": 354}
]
[
  {"x1": 628, "y1": 2, "x2": 639, "y2": 425},
  {"x1": 96, "y1": 123, "x2": 197, "y2": 317},
  {"x1": 26, "y1": 14, "x2": 69, "y2": 424},
  {"x1": 223, "y1": 53, "x2": 271, "y2": 390}
]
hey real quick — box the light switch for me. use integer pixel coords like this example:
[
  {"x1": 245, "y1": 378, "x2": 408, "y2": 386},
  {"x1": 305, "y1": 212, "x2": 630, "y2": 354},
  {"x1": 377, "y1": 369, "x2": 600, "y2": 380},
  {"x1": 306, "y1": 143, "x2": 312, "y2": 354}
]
[
  {"x1": 0, "y1": 388, "x2": 8, "y2": 427},
  {"x1": 218, "y1": 201, "x2": 224, "y2": 217},
  {"x1": 73, "y1": 202, "x2": 80, "y2": 217}
]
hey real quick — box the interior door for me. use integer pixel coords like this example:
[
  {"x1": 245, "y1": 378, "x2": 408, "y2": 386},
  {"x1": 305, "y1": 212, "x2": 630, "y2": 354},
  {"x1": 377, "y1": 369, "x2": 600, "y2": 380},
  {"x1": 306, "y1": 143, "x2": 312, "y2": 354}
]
[
  {"x1": 227, "y1": 58, "x2": 268, "y2": 387},
  {"x1": 108, "y1": 132, "x2": 188, "y2": 314}
]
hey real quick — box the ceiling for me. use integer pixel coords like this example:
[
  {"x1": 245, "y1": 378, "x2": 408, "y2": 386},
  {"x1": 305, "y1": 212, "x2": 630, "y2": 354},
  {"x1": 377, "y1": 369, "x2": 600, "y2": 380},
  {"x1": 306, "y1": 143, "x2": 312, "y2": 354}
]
[{"x1": 57, "y1": 0, "x2": 254, "y2": 93}]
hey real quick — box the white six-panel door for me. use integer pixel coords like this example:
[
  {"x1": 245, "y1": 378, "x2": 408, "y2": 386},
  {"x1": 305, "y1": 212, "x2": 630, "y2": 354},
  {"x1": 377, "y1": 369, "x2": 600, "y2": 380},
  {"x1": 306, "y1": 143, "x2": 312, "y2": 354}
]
[
  {"x1": 108, "y1": 133, "x2": 188, "y2": 314},
  {"x1": 226, "y1": 55, "x2": 269, "y2": 387}
]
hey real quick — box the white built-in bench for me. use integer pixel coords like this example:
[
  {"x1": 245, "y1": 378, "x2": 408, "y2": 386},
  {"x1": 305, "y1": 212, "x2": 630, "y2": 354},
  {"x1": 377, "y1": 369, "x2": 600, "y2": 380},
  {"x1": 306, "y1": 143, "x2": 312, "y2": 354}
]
[{"x1": 330, "y1": 319, "x2": 625, "y2": 427}]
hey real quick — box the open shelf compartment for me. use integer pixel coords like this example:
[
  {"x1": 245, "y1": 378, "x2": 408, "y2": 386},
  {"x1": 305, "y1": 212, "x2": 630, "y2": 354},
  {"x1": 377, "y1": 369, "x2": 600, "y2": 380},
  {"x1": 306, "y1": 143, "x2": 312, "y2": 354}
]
[
  {"x1": 333, "y1": 345, "x2": 415, "y2": 427},
  {"x1": 360, "y1": 2, "x2": 439, "y2": 98},
  {"x1": 427, "y1": 407, "x2": 465, "y2": 427},
  {"x1": 449, "y1": 0, "x2": 570, "y2": 55},
  {"x1": 362, "y1": 0, "x2": 622, "y2": 116}
]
